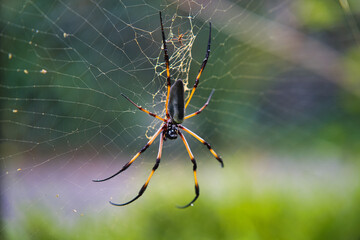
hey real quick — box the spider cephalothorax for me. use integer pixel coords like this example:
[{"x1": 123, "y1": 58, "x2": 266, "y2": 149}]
[
  {"x1": 165, "y1": 121, "x2": 179, "y2": 140},
  {"x1": 93, "y1": 11, "x2": 223, "y2": 208}
]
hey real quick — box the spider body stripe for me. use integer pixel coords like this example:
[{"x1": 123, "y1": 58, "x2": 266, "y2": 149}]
[
  {"x1": 168, "y1": 80, "x2": 185, "y2": 124},
  {"x1": 95, "y1": 12, "x2": 222, "y2": 208},
  {"x1": 185, "y1": 22, "x2": 212, "y2": 109}
]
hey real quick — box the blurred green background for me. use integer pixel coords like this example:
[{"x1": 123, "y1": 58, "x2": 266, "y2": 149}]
[{"x1": 1, "y1": 0, "x2": 360, "y2": 239}]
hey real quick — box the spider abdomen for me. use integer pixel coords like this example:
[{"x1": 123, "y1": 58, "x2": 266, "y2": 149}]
[{"x1": 168, "y1": 80, "x2": 184, "y2": 124}]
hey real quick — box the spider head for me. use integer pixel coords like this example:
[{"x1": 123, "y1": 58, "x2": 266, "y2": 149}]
[{"x1": 165, "y1": 122, "x2": 178, "y2": 140}]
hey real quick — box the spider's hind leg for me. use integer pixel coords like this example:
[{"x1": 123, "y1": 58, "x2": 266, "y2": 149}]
[
  {"x1": 184, "y1": 89, "x2": 215, "y2": 120},
  {"x1": 159, "y1": 11, "x2": 171, "y2": 119},
  {"x1": 185, "y1": 22, "x2": 212, "y2": 109},
  {"x1": 120, "y1": 93, "x2": 166, "y2": 122}
]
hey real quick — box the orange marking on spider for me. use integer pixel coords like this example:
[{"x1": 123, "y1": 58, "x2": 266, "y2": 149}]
[{"x1": 94, "y1": 12, "x2": 222, "y2": 208}]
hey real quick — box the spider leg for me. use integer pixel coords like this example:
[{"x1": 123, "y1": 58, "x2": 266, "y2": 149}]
[
  {"x1": 177, "y1": 130, "x2": 200, "y2": 208},
  {"x1": 110, "y1": 132, "x2": 164, "y2": 206},
  {"x1": 92, "y1": 124, "x2": 164, "y2": 182},
  {"x1": 159, "y1": 11, "x2": 171, "y2": 119},
  {"x1": 178, "y1": 125, "x2": 224, "y2": 168},
  {"x1": 121, "y1": 93, "x2": 166, "y2": 122},
  {"x1": 184, "y1": 89, "x2": 215, "y2": 120},
  {"x1": 185, "y1": 22, "x2": 211, "y2": 109}
]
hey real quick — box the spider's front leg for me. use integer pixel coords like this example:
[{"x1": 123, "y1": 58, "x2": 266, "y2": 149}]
[
  {"x1": 110, "y1": 131, "x2": 165, "y2": 206},
  {"x1": 92, "y1": 124, "x2": 165, "y2": 183},
  {"x1": 179, "y1": 125, "x2": 224, "y2": 167},
  {"x1": 177, "y1": 130, "x2": 200, "y2": 208}
]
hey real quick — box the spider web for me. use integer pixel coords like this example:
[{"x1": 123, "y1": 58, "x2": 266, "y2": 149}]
[{"x1": 1, "y1": 0, "x2": 360, "y2": 238}]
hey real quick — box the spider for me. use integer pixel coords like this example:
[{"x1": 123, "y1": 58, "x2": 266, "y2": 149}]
[
  {"x1": 170, "y1": 27, "x2": 189, "y2": 46},
  {"x1": 93, "y1": 12, "x2": 223, "y2": 208}
]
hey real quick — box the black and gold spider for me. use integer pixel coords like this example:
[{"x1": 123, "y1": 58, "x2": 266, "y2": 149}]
[{"x1": 93, "y1": 12, "x2": 223, "y2": 208}]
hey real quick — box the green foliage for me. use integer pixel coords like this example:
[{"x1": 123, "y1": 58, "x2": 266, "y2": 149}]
[
  {"x1": 296, "y1": 0, "x2": 342, "y2": 29},
  {"x1": 6, "y1": 161, "x2": 360, "y2": 240}
]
